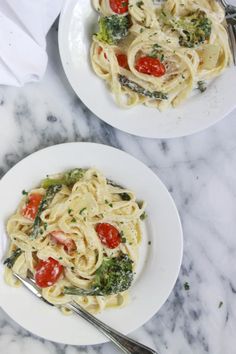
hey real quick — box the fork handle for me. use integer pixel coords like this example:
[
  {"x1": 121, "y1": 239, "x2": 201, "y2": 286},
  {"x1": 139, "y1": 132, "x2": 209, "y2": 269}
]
[{"x1": 67, "y1": 301, "x2": 158, "y2": 354}]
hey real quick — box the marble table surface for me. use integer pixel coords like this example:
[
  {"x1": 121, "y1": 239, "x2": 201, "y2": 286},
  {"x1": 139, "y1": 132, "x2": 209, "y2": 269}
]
[{"x1": 0, "y1": 23, "x2": 236, "y2": 354}]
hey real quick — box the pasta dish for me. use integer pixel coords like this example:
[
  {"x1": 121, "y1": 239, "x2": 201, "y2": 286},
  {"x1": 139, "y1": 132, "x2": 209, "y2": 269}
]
[
  {"x1": 4, "y1": 168, "x2": 146, "y2": 314},
  {"x1": 91, "y1": 0, "x2": 231, "y2": 110}
]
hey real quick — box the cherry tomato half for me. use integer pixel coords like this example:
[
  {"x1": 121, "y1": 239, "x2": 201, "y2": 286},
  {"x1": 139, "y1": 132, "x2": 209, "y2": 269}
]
[
  {"x1": 96, "y1": 223, "x2": 121, "y2": 249},
  {"x1": 22, "y1": 193, "x2": 42, "y2": 221},
  {"x1": 116, "y1": 53, "x2": 129, "y2": 69},
  {"x1": 135, "y1": 56, "x2": 166, "y2": 77},
  {"x1": 98, "y1": 46, "x2": 108, "y2": 60},
  {"x1": 109, "y1": 0, "x2": 128, "y2": 14},
  {"x1": 51, "y1": 231, "x2": 76, "y2": 255},
  {"x1": 35, "y1": 257, "x2": 63, "y2": 288}
]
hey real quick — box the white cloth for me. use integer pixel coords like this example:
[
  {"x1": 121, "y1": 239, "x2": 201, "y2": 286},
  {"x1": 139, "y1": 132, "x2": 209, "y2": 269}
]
[{"x1": 0, "y1": 0, "x2": 64, "y2": 86}]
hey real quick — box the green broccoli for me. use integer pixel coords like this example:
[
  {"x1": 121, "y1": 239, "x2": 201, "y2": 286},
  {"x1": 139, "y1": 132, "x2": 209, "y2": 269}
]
[
  {"x1": 96, "y1": 15, "x2": 129, "y2": 45},
  {"x1": 30, "y1": 184, "x2": 62, "y2": 239},
  {"x1": 161, "y1": 10, "x2": 212, "y2": 48},
  {"x1": 41, "y1": 168, "x2": 86, "y2": 188},
  {"x1": 64, "y1": 253, "x2": 134, "y2": 296}
]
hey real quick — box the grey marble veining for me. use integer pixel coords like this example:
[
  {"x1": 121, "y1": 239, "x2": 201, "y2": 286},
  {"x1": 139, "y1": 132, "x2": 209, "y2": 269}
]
[{"x1": 0, "y1": 23, "x2": 236, "y2": 354}]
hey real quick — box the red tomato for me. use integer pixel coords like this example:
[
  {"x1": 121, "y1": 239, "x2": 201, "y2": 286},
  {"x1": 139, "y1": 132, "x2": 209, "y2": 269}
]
[
  {"x1": 35, "y1": 257, "x2": 63, "y2": 288},
  {"x1": 135, "y1": 56, "x2": 166, "y2": 77},
  {"x1": 109, "y1": 0, "x2": 128, "y2": 14},
  {"x1": 22, "y1": 193, "x2": 42, "y2": 221},
  {"x1": 116, "y1": 53, "x2": 129, "y2": 69},
  {"x1": 50, "y1": 231, "x2": 76, "y2": 254},
  {"x1": 96, "y1": 223, "x2": 121, "y2": 249},
  {"x1": 98, "y1": 46, "x2": 108, "y2": 60}
]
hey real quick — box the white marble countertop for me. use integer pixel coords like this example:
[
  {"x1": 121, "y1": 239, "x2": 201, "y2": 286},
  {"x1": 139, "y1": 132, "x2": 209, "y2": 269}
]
[{"x1": 0, "y1": 23, "x2": 236, "y2": 354}]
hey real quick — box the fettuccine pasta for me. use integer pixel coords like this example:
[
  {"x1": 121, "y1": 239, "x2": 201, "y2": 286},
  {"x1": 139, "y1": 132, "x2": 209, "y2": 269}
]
[
  {"x1": 91, "y1": 0, "x2": 231, "y2": 110},
  {"x1": 4, "y1": 168, "x2": 146, "y2": 314}
]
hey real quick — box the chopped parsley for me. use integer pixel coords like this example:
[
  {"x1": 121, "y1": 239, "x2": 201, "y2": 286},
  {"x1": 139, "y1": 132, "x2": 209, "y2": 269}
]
[
  {"x1": 120, "y1": 192, "x2": 131, "y2": 201},
  {"x1": 184, "y1": 282, "x2": 190, "y2": 291},
  {"x1": 197, "y1": 80, "x2": 207, "y2": 93},
  {"x1": 149, "y1": 44, "x2": 165, "y2": 62},
  {"x1": 218, "y1": 301, "x2": 223, "y2": 308},
  {"x1": 79, "y1": 207, "x2": 87, "y2": 215},
  {"x1": 136, "y1": 1, "x2": 144, "y2": 8},
  {"x1": 140, "y1": 212, "x2": 147, "y2": 220}
]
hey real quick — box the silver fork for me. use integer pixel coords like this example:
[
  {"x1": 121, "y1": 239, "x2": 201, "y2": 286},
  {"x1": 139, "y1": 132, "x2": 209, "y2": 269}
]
[
  {"x1": 13, "y1": 272, "x2": 158, "y2": 354},
  {"x1": 218, "y1": 0, "x2": 236, "y2": 64}
]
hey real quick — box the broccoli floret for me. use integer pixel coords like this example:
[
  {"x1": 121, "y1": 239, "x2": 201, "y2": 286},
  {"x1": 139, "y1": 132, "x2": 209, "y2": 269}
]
[
  {"x1": 64, "y1": 253, "x2": 134, "y2": 296},
  {"x1": 178, "y1": 11, "x2": 212, "y2": 48},
  {"x1": 41, "y1": 168, "x2": 86, "y2": 188},
  {"x1": 96, "y1": 15, "x2": 129, "y2": 45},
  {"x1": 161, "y1": 10, "x2": 212, "y2": 48}
]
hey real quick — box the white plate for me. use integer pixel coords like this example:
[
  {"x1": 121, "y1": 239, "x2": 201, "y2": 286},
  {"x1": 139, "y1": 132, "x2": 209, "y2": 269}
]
[
  {"x1": 58, "y1": 0, "x2": 236, "y2": 139},
  {"x1": 0, "y1": 142, "x2": 183, "y2": 345}
]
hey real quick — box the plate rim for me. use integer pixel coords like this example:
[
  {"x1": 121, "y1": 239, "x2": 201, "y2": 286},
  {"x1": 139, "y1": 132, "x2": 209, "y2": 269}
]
[{"x1": 0, "y1": 142, "x2": 183, "y2": 345}]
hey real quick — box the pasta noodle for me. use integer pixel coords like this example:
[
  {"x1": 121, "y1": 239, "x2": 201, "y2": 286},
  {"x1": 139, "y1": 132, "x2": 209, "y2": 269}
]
[
  {"x1": 91, "y1": 0, "x2": 231, "y2": 110},
  {"x1": 4, "y1": 168, "x2": 146, "y2": 314}
]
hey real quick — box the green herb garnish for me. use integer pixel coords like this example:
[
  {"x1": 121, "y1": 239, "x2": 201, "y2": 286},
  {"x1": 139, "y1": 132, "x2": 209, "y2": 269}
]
[
  {"x1": 136, "y1": 1, "x2": 144, "y2": 8},
  {"x1": 140, "y1": 212, "x2": 147, "y2": 220},
  {"x1": 3, "y1": 248, "x2": 22, "y2": 269},
  {"x1": 79, "y1": 207, "x2": 87, "y2": 215}
]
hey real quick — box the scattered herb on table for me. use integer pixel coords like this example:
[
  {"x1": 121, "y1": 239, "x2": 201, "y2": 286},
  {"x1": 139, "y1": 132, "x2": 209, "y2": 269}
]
[
  {"x1": 120, "y1": 192, "x2": 131, "y2": 201},
  {"x1": 197, "y1": 80, "x2": 207, "y2": 93},
  {"x1": 184, "y1": 281, "x2": 190, "y2": 291}
]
